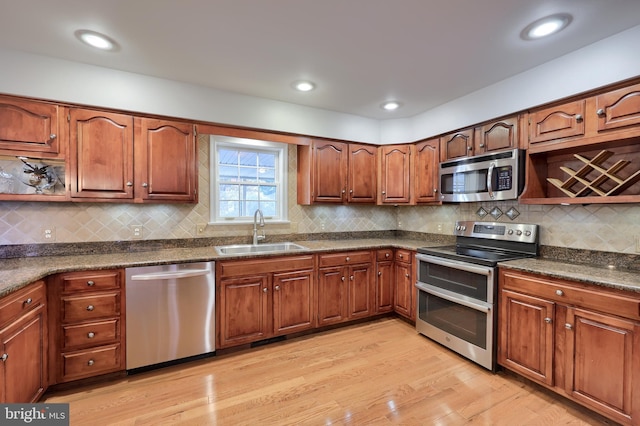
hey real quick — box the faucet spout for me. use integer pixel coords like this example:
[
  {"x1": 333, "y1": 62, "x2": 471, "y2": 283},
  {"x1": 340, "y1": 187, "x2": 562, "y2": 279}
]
[{"x1": 253, "y1": 209, "x2": 266, "y2": 245}]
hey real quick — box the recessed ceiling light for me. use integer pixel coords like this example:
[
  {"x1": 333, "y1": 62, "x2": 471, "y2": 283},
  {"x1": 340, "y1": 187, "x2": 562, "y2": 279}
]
[
  {"x1": 521, "y1": 13, "x2": 572, "y2": 40},
  {"x1": 75, "y1": 30, "x2": 117, "y2": 51},
  {"x1": 381, "y1": 101, "x2": 402, "y2": 111},
  {"x1": 292, "y1": 81, "x2": 316, "y2": 92}
]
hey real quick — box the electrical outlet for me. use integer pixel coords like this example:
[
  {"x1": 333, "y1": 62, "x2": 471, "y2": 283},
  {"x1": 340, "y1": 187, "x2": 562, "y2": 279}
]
[
  {"x1": 436, "y1": 223, "x2": 443, "y2": 233},
  {"x1": 43, "y1": 227, "x2": 56, "y2": 242},
  {"x1": 196, "y1": 223, "x2": 207, "y2": 235},
  {"x1": 131, "y1": 225, "x2": 143, "y2": 239}
]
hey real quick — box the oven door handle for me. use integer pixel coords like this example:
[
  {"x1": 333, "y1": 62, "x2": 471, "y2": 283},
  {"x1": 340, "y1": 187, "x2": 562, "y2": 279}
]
[
  {"x1": 416, "y1": 253, "x2": 494, "y2": 277},
  {"x1": 416, "y1": 282, "x2": 491, "y2": 313}
]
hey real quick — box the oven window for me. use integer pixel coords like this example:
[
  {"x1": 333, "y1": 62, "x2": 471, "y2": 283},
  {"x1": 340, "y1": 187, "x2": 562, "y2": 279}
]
[
  {"x1": 418, "y1": 290, "x2": 487, "y2": 349},
  {"x1": 418, "y1": 261, "x2": 489, "y2": 302}
]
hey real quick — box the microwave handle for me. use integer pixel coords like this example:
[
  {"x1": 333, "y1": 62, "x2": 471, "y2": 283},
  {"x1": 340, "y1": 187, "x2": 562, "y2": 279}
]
[{"x1": 487, "y1": 162, "x2": 495, "y2": 199}]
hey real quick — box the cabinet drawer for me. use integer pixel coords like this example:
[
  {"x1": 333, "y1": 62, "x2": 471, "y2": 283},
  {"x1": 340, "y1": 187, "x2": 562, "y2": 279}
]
[
  {"x1": 61, "y1": 344, "x2": 122, "y2": 381},
  {"x1": 62, "y1": 319, "x2": 119, "y2": 349},
  {"x1": 318, "y1": 251, "x2": 373, "y2": 268},
  {"x1": 376, "y1": 249, "x2": 393, "y2": 261},
  {"x1": 61, "y1": 292, "x2": 120, "y2": 323},
  {"x1": 395, "y1": 249, "x2": 413, "y2": 263},
  {"x1": 501, "y1": 270, "x2": 640, "y2": 320},
  {"x1": 61, "y1": 270, "x2": 121, "y2": 292},
  {"x1": 0, "y1": 281, "x2": 45, "y2": 328}
]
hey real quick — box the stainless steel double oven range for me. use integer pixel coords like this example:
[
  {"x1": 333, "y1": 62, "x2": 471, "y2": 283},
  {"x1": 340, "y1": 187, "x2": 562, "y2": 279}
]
[{"x1": 415, "y1": 221, "x2": 539, "y2": 371}]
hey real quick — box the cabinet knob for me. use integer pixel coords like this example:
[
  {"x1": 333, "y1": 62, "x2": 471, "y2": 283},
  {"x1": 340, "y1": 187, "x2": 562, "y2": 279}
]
[
  {"x1": 555, "y1": 289, "x2": 564, "y2": 296},
  {"x1": 350, "y1": 275, "x2": 354, "y2": 281},
  {"x1": 544, "y1": 317, "x2": 552, "y2": 324},
  {"x1": 341, "y1": 189, "x2": 346, "y2": 194},
  {"x1": 405, "y1": 273, "x2": 410, "y2": 278},
  {"x1": 479, "y1": 143, "x2": 485, "y2": 148},
  {"x1": 49, "y1": 133, "x2": 57, "y2": 140},
  {"x1": 378, "y1": 271, "x2": 382, "y2": 276},
  {"x1": 381, "y1": 191, "x2": 386, "y2": 195},
  {"x1": 87, "y1": 359, "x2": 95, "y2": 366},
  {"x1": 575, "y1": 114, "x2": 583, "y2": 122},
  {"x1": 467, "y1": 146, "x2": 472, "y2": 151},
  {"x1": 399, "y1": 254, "x2": 403, "y2": 259},
  {"x1": 349, "y1": 189, "x2": 353, "y2": 193},
  {"x1": 385, "y1": 253, "x2": 390, "y2": 258},
  {"x1": 274, "y1": 285, "x2": 280, "y2": 291},
  {"x1": 24, "y1": 298, "x2": 32, "y2": 305},
  {"x1": 86, "y1": 305, "x2": 95, "y2": 311},
  {"x1": 433, "y1": 188, "x2": 438, "y2": 193},
  {"x1": 341, "y1": 276, "x2": 345, "y2": 282},
  {"x1": 565, "y1": 323, "x2": 573, "y2": 330},
  {"x1": 126, "y1": 182, "x2": 133, "y2": 187},
  {"x1": 1, "y1": 353, "x2": 7, "y2": 362},
  {"x1": 87, "y1": 332, "x2": 95, "y2": 339},
  {"x1": 142, "y1": 182, "x2": 149, "y2": 188},
  {"x1": 87, "y1": 280, "x2": 95, "y2": 287},
  {"x1": 263, "y1": 287, "x2": 268, "y2": 293},
  {"x1": 596, "y1": 108, "x2": 605, "y2": 117},
  {"x1": 345, "y1": 256, "x2": 350, "y2": 262}
]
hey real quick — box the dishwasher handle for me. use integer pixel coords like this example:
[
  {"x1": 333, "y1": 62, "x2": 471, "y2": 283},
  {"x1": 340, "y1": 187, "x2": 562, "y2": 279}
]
[{"x1": 129, "y1": 269, "x2": 211, "y2": 281}]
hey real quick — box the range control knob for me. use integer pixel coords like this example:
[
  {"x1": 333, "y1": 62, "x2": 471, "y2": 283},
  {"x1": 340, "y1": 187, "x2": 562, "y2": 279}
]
[
  {"x1": 524, "y1": 230, "x2": 532, "y2": 236},
  {"x1": 507, "y1": 229, "x2": 514, "y2": 235},
  {"x1": 516, "y1": 230, "x2": 523, "y2": 236}
]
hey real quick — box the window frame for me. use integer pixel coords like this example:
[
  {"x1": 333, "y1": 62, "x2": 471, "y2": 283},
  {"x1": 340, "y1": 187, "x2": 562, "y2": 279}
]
[{"x1": 209, "y1": 135, "x2": 288, "y2": 224}]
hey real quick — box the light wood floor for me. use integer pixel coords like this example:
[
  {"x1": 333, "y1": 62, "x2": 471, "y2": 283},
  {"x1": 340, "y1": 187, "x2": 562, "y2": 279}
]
[{"x1": 44, "y1": 317, "x2": 617, "y2": 425}]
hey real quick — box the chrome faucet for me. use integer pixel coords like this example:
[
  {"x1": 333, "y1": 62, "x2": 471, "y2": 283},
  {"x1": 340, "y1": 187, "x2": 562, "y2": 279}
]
[{"x1": 252, "y1": 208, "x2": 266, "y2": 245}]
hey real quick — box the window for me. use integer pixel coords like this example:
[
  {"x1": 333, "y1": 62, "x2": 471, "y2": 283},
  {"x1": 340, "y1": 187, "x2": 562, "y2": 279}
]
[{"x1": 210, "y1": 136, "x2": 288, "y2": 223}]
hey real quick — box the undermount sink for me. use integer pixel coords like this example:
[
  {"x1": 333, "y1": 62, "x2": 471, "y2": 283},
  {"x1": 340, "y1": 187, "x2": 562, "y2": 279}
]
[{"x1": 215, "y1": 242, "x2": 309, "y2": 255}]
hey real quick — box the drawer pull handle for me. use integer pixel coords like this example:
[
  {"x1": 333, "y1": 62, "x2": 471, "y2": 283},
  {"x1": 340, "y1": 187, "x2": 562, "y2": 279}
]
[
  {"x1": 87, "y1": 359, "x2": 95, "y2": 366},
  {"x1": 596, "y1": 108, "x2": 605, "y2": 117},
  {"x1": 555, "y1": 290, "x2": 564, "y2": 296},
  {"x1": 399, "y1": 254, "x2": 404, "y2": 259},
  {"x1": 544, "y1": 317, "x2": 552, "y2": 324},
  {"x1": 575, "y1": 114, "x2": 583, "y2": 122},
  {"x1": 87, "y1": 280, "x2": 95, "y2": 287},
  {"x1": 565, "y1": 323, "x2": 573, "y2": 330},
  {"x1": 87, "y1": 332, "x2": 95, "y2": 339},
  {"x1": 1, "y1": 353, "x2": 7, "y2": 362},
  {"x1": 24, "y1": 298, "x2": 33, "y2": 305},
  {"x1": 345, "y1": 256, "x2": 350, "y2": 262},
  {"x1": 385, "y1": 253, "x2": 390, "y2": 258},
  {"x1": 86, "y1": 305, "x2": 95, "y2": 311}
]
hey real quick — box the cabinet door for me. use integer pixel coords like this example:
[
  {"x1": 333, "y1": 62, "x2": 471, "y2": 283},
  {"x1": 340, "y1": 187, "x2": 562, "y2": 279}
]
[
  {"x1": 317, "y1": 266, "x2": 348, "y2": 326},
  {"x1": 348, "y1": 263, "x2": 373, "y2": 319},
  {"x1": 414, "y1": 139, "x2": 439, "y2": 203},
  {"x1": 528, "y1": 100, "x2": 585, "y2": 145},
  {"x1": 0, "y1": 96, "x2": 63, "y2": 157},
  {"x1": 393, "y1": 262, "x2": 413, "y2": 319},
  {"x1": 218, "y1": 275, "x2": 270, "y2": 348},
  {"x1": 135, "y1": 118, "x2": 197, "y2": 202},
  {"x1": 476, "y1": 117, "x2": 518, "y2": 153},
  {"x1": 440, "y1": 128, "x2": 474, "y2": 160},
  {"x1": 595, "y1": 82, "x2": 640, "y2": 132},
  {"x1": 375, "y1": 261, "x2": 394, "y2": 313},
  {"x1": 69, "y1": 109, "x2": 134, "y2": 199},
  {"x1": 347, "y1": 144, "x2": 377, "y2": 203},
  {"x1": 273, "y1": 270, "x2": 315, "y2": 335},
  {"x1": 313, "y1": 140, "x2": 347, "y2": 203},
  {"x1": 378, "y1": 145, "x2": 412, "y2": 204},
  {"x1": 564, "y1": 308, "x2": 639, "y2": 424},
  {"x1": 498, "y1": 289, "x2": 555, "y2": 386},
  {"x1": 0, "y1": 304, "x2": 47, "y2": 403}
]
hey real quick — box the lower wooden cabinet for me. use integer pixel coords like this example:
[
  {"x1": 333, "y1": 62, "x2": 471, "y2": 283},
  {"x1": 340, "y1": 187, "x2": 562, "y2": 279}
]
[
  {"x1": 498, "y1": 268, "x2": 640, "y2": 425},
  {"x1": 375, "y1": 249, "x2": 394, "y2": 314},
  {"x1": 217, "y1": 255, "x2": 315, "y2": 348},
  {"x1": 48, "y1": 269, "x2": 125, "y2": 384},
  {"x1": 393, "y1": 249, "x2": 415, "y2": 321},
  {"x1": 0, "y1": 280, "x2": 48, "y2": 403}
]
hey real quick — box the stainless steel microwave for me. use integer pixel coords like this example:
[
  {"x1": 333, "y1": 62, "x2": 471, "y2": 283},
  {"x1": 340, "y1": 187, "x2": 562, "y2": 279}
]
[{"x1": 438, "y1": 149, "x2": 525, "y2": 202}]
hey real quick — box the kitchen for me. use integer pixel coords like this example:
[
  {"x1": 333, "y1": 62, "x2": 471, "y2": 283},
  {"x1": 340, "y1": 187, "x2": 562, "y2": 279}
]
[{"x1": 1, "y1": 1, "x2": 640, "y2": 424}]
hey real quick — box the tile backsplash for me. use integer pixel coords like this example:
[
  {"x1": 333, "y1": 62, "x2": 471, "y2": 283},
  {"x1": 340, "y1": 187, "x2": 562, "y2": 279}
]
[{"x1": 0, "y1": 136, "x2": 639, "y2": 254}]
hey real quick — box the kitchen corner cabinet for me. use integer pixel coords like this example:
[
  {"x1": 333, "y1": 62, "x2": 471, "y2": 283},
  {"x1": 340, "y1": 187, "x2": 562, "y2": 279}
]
[
  {"x1": 414, "y1": 138, "x2": 440, "y2": 203},
  {"x1": 216, "y1": 256, "x2": 315, "y2": 348},
  {"x1": 498, "y1": 268, "x2": 640, "y2": 425},
  {"x1": 375, "y1": 249, "x2": 394, "y2": 313},
  {"x1": 48, "y1": 269, "x2": 125, "y2": 384},
  {"x1": 393, "y1": 249, "x2": 415, "y2": 321},
  {"x1": 0, "y1": 280, "x2": 48, "y2": 403},
  {"x1": 0, "y1": 95, "x2": 65, "y2": 158},
  {"x1": 297, "y1": 140, "x2": 376, "y2": 204},
  {"x1": 70, "y1": 109, "x2": 197, "y2": 203},
  {"x1": 317, "y1": 251, "x2": 374, "y2": 326},
  {"x1": 378, "y1": 144, "x2": 413, "y2": 204}
]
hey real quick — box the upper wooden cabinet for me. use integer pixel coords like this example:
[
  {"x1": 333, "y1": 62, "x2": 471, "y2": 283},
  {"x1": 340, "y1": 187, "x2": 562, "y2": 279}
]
[
  {"x1": 440, "y1": 128, "x2": 474, "y2": 161},
  {"x1": 378, "y1": 144, "x2": 413, "y2": 204},
  {"x1": 70, "y1": 109, "x2": 197, "y2": 203},
  {"x1": 475, "y1": 116, "x2": 520, "y2": 154},
  {"x1": 0, "y1": 96, "x2": 65, "y2": 158},
  {"x1": 297, "y1": 140, "x2": 376, "y2": 204},
  {"x1": 413, "y1": 138, "x2": 440, "y2": 203}
]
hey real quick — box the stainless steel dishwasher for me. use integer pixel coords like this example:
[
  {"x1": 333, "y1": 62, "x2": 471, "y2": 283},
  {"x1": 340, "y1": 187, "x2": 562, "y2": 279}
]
[{"x1": 125, "y1": 261, "x2": 215, "y2": 370}]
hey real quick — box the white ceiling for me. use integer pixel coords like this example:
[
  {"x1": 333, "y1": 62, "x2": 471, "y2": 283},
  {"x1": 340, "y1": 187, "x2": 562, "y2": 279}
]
[{"x1": 1, "y1": 0, "x2": 640, "y2": 120}]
